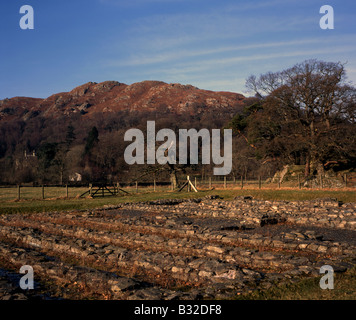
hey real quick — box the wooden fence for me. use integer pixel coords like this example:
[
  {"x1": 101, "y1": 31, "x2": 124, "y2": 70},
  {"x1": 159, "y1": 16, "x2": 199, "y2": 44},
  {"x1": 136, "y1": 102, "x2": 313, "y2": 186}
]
[{"x1": 0, "y1": 173, "x2": 351, "y2": 201}]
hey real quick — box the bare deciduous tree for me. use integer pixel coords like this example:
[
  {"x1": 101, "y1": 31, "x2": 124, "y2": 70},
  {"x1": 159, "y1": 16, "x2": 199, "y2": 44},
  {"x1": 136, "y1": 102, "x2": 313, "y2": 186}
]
[{"x1": 246, "y1": 59, "x2": 356, "y2": 176}]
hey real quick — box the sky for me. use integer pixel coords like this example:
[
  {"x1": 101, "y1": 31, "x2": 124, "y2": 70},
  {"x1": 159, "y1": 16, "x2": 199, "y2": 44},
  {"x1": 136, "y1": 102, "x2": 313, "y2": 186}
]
[{"x1": 1, "y1": 0, "x2": 356, "y2": 99}]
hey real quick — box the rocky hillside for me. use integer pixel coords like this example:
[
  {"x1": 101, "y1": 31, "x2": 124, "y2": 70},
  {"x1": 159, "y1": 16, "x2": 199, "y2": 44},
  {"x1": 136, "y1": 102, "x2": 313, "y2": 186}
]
[
  {"x1": 0, "y1": 80, "x2": 245, "y2": 122},
  {"x1": 0, "y1": 80, "x2": 247, "y2": 184}
]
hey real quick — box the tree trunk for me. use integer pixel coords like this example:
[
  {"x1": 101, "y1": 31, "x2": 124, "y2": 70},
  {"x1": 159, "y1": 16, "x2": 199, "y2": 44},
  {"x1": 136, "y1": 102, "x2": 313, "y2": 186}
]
[
  {"x1": 305, "y1": 154, "x2": 310, "y2": 177},
  {"x1": 170, "y1": 171, "x2": 178, "y2": 189},
  {"x1": 317, "y1": 162, "x2": 324, "y2": 179},
  {"x1": 60, "y1": 165, "x2": 64, "y2": 185}
]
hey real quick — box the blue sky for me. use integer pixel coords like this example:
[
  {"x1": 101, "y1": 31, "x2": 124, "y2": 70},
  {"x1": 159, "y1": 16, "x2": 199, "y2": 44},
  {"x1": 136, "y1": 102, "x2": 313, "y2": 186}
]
[{"x1": 1, "y1": 0, "x2": 356, "y2": 99}]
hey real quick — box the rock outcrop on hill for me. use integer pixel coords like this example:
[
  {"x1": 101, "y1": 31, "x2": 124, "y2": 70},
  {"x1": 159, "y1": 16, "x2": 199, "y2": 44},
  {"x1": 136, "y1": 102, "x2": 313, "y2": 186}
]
[{"x1": 0, "y1": 81, "x2": 245, "y2": 122}]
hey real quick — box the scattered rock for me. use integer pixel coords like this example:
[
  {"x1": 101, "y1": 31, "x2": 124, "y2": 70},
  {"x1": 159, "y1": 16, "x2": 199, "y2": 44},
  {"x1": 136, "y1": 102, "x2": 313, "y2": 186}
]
[{"x1": 0, "y1": 197, "x2": 354, "y2": 300}]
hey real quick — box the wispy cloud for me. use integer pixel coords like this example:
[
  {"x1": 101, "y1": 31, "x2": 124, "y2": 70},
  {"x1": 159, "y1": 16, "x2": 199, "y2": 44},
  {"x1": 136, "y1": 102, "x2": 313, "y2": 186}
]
[
  {"x1": 119, "y1": 5, "x2": 317, "y2": 52},
  {"x1": 135, "y1": 45, "x2": 355, "y2": 76},
  {"x1": 97, "y1": 0, "x2": 356, "y2": 94},
  {"x1": 112, "y1": 41, "x2": 356, "y2": 93},
  {"x1": 104, "y1": 35, "x2": 356, "y2": 67},
  {"x1": 99, "y1": 0, "x2": 198, "y2": 7},
  {"x1": 222, "y1": 0, "x2": 308, "y2": 12}
]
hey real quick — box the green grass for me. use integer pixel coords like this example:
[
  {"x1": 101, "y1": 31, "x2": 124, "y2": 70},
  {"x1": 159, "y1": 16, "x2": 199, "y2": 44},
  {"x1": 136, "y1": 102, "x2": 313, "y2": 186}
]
[
  {"x1": 0, "y1": 186, "x2": 89, "y2": 201},
  {"x1": 236, "y1": 266, "x2": 356, "y2": 300},
  {"x1": 0, "y1": 186, "x2": 355, "y2": 215}
]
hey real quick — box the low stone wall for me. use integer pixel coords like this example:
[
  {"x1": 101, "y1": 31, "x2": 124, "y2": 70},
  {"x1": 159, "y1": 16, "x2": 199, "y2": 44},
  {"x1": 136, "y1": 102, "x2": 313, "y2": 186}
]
[{"x1": 0, "y1": 196, "x2": 355, "y2": 300}]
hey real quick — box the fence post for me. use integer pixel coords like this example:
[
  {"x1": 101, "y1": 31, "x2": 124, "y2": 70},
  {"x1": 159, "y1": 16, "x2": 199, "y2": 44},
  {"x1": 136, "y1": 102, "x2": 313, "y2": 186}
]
[
  {"x1": 153, "y1": 179, "x2": 156, "y2": 192},
  {"x1": 89, "y1": 183, "x2": 92, "y2": 196},
  {"x1": 278, "y1": 180, "x2": 281, "y2": 189},
  {"x1": 241, "y1": 176, "x2": 243, "y2": 189},
  {"x1": 209, "y1": 176, "x2": 212, "y2": 189},
  {"x1": 345, "y1": 174, "x2": 348, "y2": 188},
  {"x1": 17, "y1": 185, "x2": 21, "y2": 200},
  {"x1": 194, "y1": 177, "x2": 197, "y2": 189},
  {"x1": 66, "y1": 184, "x2": 68, "y2": 198},
  {"x1": 42, "y1": 185, "x2": 45, "y2": 200},
  {"x1": 136, "y1": 181, "x2": 138, "y2": 193}
]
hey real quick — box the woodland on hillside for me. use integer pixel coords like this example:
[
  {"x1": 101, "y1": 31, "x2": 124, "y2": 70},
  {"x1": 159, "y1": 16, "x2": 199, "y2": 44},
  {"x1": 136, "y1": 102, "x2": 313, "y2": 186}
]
[{"x1": 0, "y1": 59, "x2": 355, "y2": 186}]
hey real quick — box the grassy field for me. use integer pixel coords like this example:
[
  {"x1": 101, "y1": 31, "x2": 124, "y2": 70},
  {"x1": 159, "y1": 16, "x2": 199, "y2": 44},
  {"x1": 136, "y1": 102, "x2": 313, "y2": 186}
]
[{"x1": 0, "y1": 185, "x2": 355, "y2": 215}]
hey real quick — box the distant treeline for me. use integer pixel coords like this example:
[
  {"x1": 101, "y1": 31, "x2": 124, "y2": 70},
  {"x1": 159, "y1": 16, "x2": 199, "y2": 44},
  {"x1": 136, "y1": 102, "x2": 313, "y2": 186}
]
[{"x1": 0, "y1": 59, "x2": 355, "y2": 186}]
